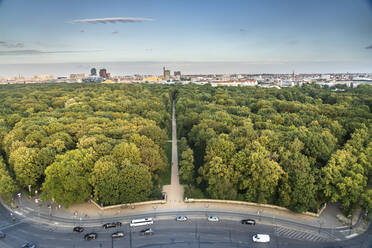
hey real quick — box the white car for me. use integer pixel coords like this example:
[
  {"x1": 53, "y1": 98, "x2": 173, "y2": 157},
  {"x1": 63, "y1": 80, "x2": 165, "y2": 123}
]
[
  {"x1": 207, "y1": 216, "x2": 219, "y2": 222},
  {"x1": 176, "y1": 216, "x2": 188, "y2": 222},
  {"x1": 252, "y1": 234, "x2": 270, "y2": 243}
]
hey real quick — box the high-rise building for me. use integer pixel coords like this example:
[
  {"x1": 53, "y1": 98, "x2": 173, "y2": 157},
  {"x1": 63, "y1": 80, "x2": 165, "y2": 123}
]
[
  {"x1": 99, "y1": 69, "x2": 108, "y2": 78},
  {"x1": 91, "y1": 68, "x2": 97, "y2": 76},
  {"x1": 163, "y1": 67, "x2": 171, "y2": 81},
  {"x1": 174, "y1": 71, "x2": 181, "y2": 80}
]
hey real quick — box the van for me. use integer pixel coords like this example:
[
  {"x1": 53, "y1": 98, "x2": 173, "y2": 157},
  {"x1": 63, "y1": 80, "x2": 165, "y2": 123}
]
[{"x1": 252, "y1": 234, "x2": 270, "y2": 243}]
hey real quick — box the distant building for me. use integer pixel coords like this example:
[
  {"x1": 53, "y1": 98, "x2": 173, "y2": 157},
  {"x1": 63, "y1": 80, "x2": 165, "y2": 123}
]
[
  {"x1": 99, "y1": 69, "x2": 108, "y2": 78},
  {"x1": 174, "y1": 71, "x2": 181, "y2": 80},
  {"x1": 102, "y1": 80, "x2": 114, "y2": 84},
  {"x1": 70, "y1": 73, "x2": 85, "y2": 79},
  {"x1": 90, "y1": 68, "x2": 97, "y2": 76},
  {"x1": 143, "y1": 76, "x2": 161, "y2": 82},
  {"x1": 163, "y1": 67, "x2": 171, "y2": 81}
]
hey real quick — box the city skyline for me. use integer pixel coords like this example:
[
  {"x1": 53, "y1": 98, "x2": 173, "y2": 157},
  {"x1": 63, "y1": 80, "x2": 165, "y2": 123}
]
[{"x1": 1, "y1": 0, "x2": 372, "y2": 76}]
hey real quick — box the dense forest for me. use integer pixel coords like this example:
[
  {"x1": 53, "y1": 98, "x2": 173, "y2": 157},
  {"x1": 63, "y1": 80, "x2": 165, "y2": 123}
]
[
  {"x1": 0, "y1": 83, "x2": 171, "y2": 207},
  {"x1": 176, "y1": 84, "x2": 372, "y2": 215},
  {"x1": 0, "y1": 83, "x2": 371, "y2": 216}
]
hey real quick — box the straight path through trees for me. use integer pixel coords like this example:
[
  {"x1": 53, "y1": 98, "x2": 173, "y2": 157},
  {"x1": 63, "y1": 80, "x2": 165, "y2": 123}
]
[{"x1": 162, "y1": 100, "x2": 184, "y2": 205}]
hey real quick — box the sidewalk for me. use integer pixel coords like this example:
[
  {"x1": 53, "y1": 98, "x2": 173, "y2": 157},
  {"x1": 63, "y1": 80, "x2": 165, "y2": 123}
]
[{"x1": 162, "y1": 100, "x2": 184, "y2": 206}]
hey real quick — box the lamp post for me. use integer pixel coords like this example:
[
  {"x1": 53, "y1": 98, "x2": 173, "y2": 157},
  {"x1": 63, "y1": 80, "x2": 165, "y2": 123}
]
[
  {"x1": 152, "y1": 205, "x2": 157, "y2": 219},
  {"x1": 17, "y1": 192, "x2": 21, "y2": 207},
  {"x1": 349, "y1": 213, "x2": 353, "y2": 235},
  {"x1": 129, "y1": 224, "x2": 133, "y2": 248},
  {"x1": 317, "y1": 219, "x2": 323, "y2": 234},
  {"x1": 35, "y1": 198, "x2": 40, "y2": 216}
]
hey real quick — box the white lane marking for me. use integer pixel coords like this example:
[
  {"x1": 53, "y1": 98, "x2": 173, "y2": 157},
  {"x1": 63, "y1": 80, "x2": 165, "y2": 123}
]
[
  {"x1": 13, "y1": 211, "x2": 24, "y2": 216},
  {"x1": 345, "y1": 233, "x2": 358, "y2": 239}
]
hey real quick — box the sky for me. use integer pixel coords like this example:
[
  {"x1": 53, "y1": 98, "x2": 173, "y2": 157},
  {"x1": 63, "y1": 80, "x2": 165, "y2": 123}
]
[{"x1": 0, "y1": 0, "x2": 372, "y2": 76}]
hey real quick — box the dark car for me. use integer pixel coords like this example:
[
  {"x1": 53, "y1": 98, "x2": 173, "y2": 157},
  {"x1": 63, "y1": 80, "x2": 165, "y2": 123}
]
[
  {"x1": 140, "y1": 228, "x2": 154, "y2": 236},
  {"x1": 73, "y1": 226, "x2": 84, "y2": 233},
  {"x1": 84, "y1": 233, "x2": 97, "y2": 240},
  {"x1": 0, "y1": 231, "x2": 5, "y2": 239},
  {"x1": 21, "y1": 242, "x2": 36, "y2": 248},
  {"x1": 103, "y1": 222, "x2": 122, "y2": 229},
  {"x1": 111, "y1": 231, "x2": 125, "y2": 238},
  {"x1": 241, "y1": 219, "x2": 256, "y2": 225}
]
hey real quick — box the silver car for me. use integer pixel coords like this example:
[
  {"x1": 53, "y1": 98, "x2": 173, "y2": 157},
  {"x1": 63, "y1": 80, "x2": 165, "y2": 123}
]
[
  {"x1": 176, "y1": 216, "x2": 188, "y2": 222},
  {"x1": 207, "y1": 216, "x2": 219, "y2": 222}
]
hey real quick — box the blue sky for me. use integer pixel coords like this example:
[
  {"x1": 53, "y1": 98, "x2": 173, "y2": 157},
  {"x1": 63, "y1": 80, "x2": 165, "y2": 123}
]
[{"x1": 0, "y1": 0, "x2": 372, "y2": 76}]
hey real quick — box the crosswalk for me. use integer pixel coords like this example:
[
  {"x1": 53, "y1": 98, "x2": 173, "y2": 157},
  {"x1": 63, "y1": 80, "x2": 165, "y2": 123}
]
[{"x1": 275, "y1": 226, "x2": 329, "y2": 242}]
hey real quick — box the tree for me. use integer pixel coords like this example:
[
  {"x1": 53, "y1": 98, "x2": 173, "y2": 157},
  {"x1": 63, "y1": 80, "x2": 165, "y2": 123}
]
[
  {"x1": 41, "y1": 149, "x2": 94, "y2": 207},
  {"x1": 179, "y1": 148, "x2": 195, "y2": 185},
  {"x1": 112, "y1": 142, "x2": 141, "y2": 166},
  {"x1": 130, "y1": 134, "x2": 167, "y2": 175},
  {"x1": 232, "y1": 141, "x2": 284, "y2": 204},
  {"x1": 116, "y1": 164, "x2": 153, "y2": 203},
  {"x1": 9, "y1": 146, "x2": 43, "y2": 188},
  {"x1": 0, "y1": 159, "x2": 18, "y2": 203},
  {"x1": 322, "y1": 149, "x2": 366, "y2": 212},
  {"x1": 278, "y1": 139, "x2": 319, "y2": 213},
  {"x1": 199, "y1": 156, "x2": 237, "y2": 200},
  {"x1": 90, "y1": 156, "x2": 121, "y2": 206},
  {"x1": 204, "y1": 134, "x2": 236, "y2": 164}
]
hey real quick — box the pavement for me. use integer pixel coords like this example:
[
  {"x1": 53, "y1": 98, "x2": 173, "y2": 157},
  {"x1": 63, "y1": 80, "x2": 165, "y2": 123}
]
[
  {"x1": 1, "y1": 100, "x2": 369, "y2": 243},
  {"x1": 162, "y1": 100, "x2": 185, "y2": 206}
]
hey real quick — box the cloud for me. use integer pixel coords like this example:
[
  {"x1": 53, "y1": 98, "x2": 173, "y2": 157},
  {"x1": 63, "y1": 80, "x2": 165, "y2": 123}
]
[
  {"x1": 365, "y1": 45, "x2": 372, "y2": 49},
  {"x1": 0, "y1": 49, "x2": 102, "y2": 56},
  {"x1": 0, "y1": 41, "x2": 24, "y2": 48},
  {"x1": 112, "y1": 31, "x2": 119, "y2": 35},
  {"x1": 70, "y1": 17, "x2": 153, "y2": 24}
]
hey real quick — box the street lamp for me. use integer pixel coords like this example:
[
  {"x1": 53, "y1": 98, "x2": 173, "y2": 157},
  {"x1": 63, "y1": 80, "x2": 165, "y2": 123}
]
[
  {"x1": 317, "y1": 219, "x2": 323, "y2": 234},
  {"x1": 17, "y1": 193, "x2": 21, "y2": 209},
  {"x1": 129, "y1": 224, "x2": 133, "y2": 248},
  {"x1": 48, "y1": 204, "x2": 52, "y2": 216},
  {"x1": 152, "y1": 205, "x2": 158, "y2": 219},
  {"x1": 35, "y1": 198, "x2": 40, "y2": 216}
]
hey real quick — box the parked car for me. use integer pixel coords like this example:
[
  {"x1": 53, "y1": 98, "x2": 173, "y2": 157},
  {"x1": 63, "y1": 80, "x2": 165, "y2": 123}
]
[
  {"x1": 140, "y1": 228, "x2": 154, "y2": 236},
  {"x1": 0, "y1": 231, "x2": 5, "y2": 239},
  {"x1": 73, "y1": 226, "x2": 84, "y2": 233},
  {"x1": 175, "y1": 216, "x2": 188, "y2": 222},
  {"x1": 103, "y1": 222, "x2": 122, "y2": 229},
  {"x1": 21, "y1": 242, "x2": 37, "y2": 248},
  {"x1": 241, "y1": 219, "x2": 256, "y2": 225},
  {"x1": 252, "y1": 234, "x2": 270, "y2": 243},
  {"x1": 111, "y1": 231, "x2": 125, "y2": 238},
  {"x1": 84, "y1": 233, "x2": 97, "y2": 240},
  {"x1": 207, "y1": 216, "x2": 219, "y2": 222}
]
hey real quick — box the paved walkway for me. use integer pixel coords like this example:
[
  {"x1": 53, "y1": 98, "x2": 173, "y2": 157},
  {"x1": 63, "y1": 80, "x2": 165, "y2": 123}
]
[{"x1": 162, "y1": 100, "x2": 184, "y2": 205}]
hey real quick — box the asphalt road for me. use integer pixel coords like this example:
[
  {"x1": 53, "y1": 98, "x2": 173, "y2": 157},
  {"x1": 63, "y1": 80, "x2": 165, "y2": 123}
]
[{"x1": 1, "y1": 204, "x2": 372, "y2": 248}]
